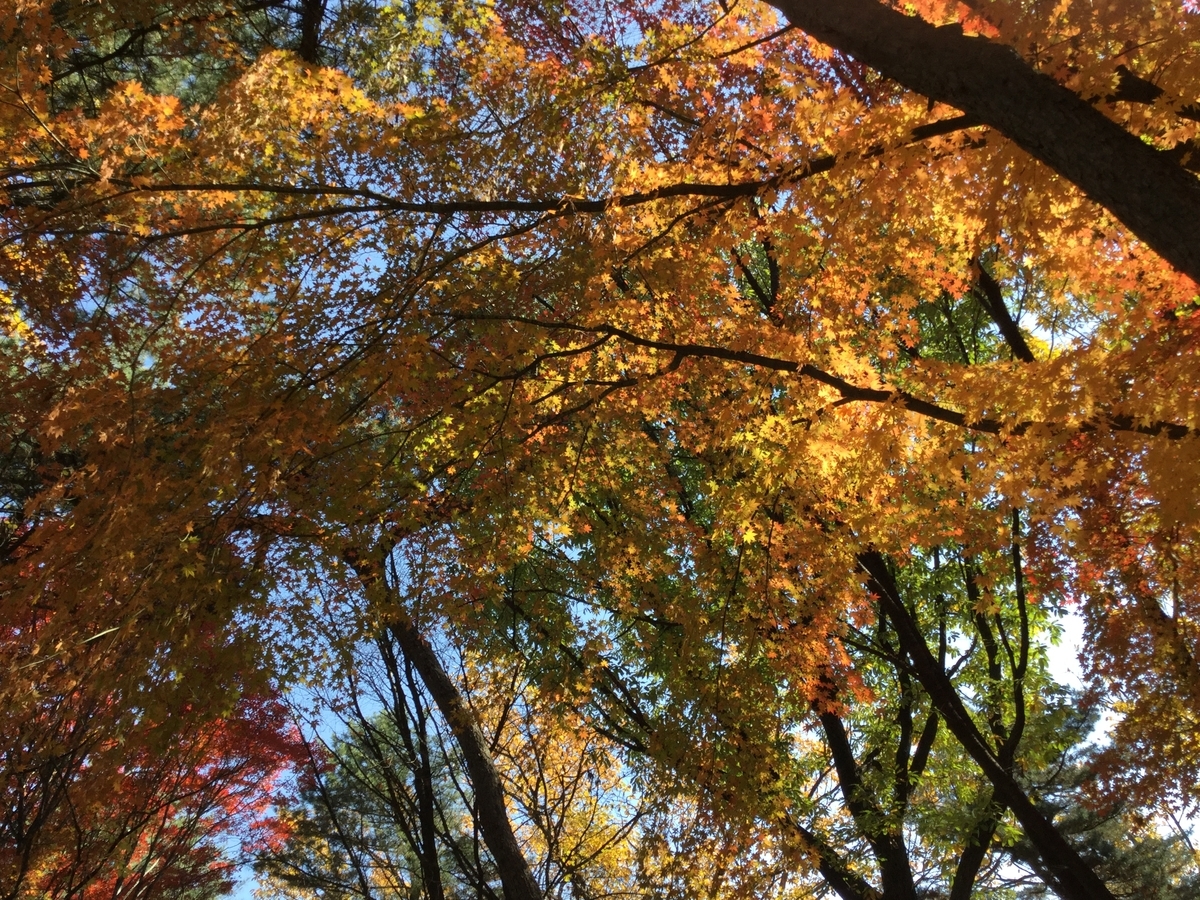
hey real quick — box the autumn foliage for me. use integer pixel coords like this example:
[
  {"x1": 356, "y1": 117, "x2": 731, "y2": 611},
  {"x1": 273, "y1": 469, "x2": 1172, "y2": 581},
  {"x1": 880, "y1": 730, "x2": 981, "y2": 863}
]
[{"x1": 3, "y1": 0, "x2": 1200, "y2": 898}]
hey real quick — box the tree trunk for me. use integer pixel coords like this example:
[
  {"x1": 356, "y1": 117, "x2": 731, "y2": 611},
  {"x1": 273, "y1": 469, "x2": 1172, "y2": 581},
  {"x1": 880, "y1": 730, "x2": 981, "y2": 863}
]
[
  {"x1": 343, "y1": 548, "x2": 541, "y2": 900},
  {"x1": 386, "y1": 617, "x2": 543, "y2": 900},
  {"x1": 858, "y1": 552, "x2": 1116, "y2": 900},
  {"x1": 769, "y1": 0, "x2": 1200, "y2": 284}
]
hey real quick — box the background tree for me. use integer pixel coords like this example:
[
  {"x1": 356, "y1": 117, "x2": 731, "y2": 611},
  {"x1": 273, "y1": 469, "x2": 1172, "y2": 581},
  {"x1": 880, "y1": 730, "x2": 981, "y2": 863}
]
[
  {"x1": 256, "y1": 599, "x2": 644, "y2": 900},
  {"x1": 1, "y1": 676, "x2": 304, "y2": 900}
]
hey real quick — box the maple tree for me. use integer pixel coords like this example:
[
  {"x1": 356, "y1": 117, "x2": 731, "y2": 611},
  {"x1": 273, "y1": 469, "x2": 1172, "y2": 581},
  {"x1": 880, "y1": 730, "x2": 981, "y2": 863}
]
[
  {"x1": 255, "y1": 552, "x2": 1199, "y2": 900},
  {"x1": 4, "y1": 0, "x2": 1200, "y2": 897},
  {"x1": 1, "y1": 647, "x2": 304, "y2": 900}
]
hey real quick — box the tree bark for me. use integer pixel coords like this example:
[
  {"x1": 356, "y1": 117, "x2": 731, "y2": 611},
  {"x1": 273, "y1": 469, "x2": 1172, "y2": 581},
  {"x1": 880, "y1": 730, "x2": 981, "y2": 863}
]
[
  {"x1": 386, "y1": 617, "x2": 543, "y2": 900},
  {"x1": 791, "y1": 821, "x2": 882, "y2": 900},
  {"x1": 768, "y1": 0, "x2": 1200, "y2": 284},
  {"x1": 297, "y1": 0, "x2": 326, "y2": 64},
  {"x1": 376, "y1": 635, "x2": 449, "y2": 900},
  {"x1": 819, "y1": 709, "x2": 918, "y2": 900},
  {"x1": 857, "y1": 552, "x2": 1116, "y2": 900},
  {"x1": 343, "y1": 548, "x2": 541, "y2": 900}
]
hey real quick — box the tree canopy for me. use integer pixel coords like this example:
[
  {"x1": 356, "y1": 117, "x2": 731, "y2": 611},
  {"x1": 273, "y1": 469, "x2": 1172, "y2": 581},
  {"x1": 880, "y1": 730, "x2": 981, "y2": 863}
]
[{"x1": 3, "y1": 1, "x2": 1200, "y2": 899}]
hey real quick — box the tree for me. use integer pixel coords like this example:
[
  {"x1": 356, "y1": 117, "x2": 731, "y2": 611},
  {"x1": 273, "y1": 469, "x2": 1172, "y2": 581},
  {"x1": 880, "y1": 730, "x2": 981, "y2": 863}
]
[
  {"x1": 3, "y1": 0, "x2": 1200, "y2": 897},
  {"x1": 766, "y1": 0, "x2": 1200, "y2": 282},
  {"x1": 1, "y1": 670, "x2": 305, "y2": 900},
  {"x1": 318, "y1": 521, "x2": 1199, "y2": 900},
  {"x1": 256, "y1": 599, "x2": 644, "y2": 900}
]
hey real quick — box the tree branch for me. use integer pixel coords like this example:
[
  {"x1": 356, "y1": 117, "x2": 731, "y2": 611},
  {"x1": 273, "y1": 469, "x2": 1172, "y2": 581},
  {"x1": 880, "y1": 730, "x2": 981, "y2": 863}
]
[
  {"x1": 457, "y1": 313, "x2": 1198, "y2": 440},
  {"x1": 789, "y1": 820, "x2": 883, "y2": 900},
  {"x1": 972, "y1": 261, "x2": 1035, "y2": 364}
]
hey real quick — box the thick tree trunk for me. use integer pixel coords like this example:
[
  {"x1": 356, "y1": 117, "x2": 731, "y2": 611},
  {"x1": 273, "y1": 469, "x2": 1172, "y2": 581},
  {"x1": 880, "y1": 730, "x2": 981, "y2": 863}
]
[{"x1": 768, "y1": 0, "x2": 1200, "y2": 284}]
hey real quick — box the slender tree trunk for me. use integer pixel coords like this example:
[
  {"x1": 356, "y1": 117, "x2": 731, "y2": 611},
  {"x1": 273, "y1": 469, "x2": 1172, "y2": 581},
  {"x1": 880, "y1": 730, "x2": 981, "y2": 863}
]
[
  {"x1": 386, "y1": 617, "x2": 543, "y2": 900},
  {"x1": 791, "y1": 821, "x2": 882, "y2": 900},
  {"x1": 768, "y1": 0, "x2": 1200, "y2": 284},
  {"x1": 948, "y1": 799, "x2": 1002, "y2": 900},
  {"x1": 858, "y1": 552, "x2": 1115, "y2": 900},
  {"x1": 818, "y1": 707, "x2": 918, "y2": 900},
  {"x1": 376, "y1": 636, "x2": 448, "y2": 900},
  {"x1": 297, "y1": 0, "x2": 326, "y2": 64},
  {"x1": 343, "y1": 549, "x2": 541, "y2": 900}
]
